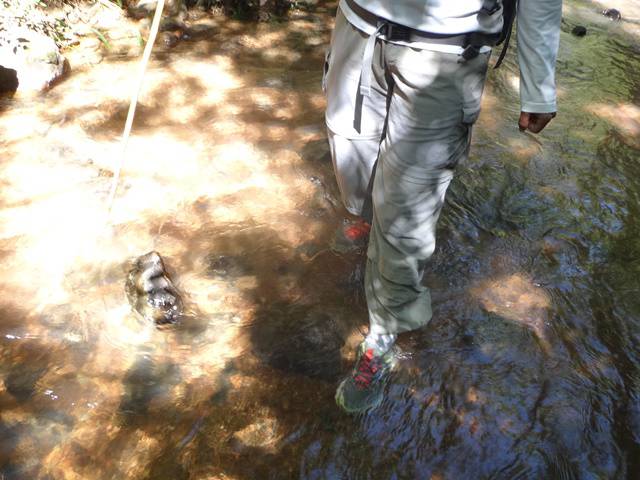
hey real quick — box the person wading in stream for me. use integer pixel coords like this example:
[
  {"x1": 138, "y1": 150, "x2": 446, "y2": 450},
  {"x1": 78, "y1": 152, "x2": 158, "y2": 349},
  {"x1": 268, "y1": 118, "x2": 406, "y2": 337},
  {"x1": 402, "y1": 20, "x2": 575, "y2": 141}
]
[{"x1": 325, "y1": 0, "x2": 562, "y2": 413}]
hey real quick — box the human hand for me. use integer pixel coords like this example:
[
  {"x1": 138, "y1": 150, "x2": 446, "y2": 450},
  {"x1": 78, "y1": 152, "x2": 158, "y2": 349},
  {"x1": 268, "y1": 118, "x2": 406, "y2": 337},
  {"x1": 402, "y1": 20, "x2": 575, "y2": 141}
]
[{"x1": 518, "y1": 111, "x2": 557, "y2": 133}]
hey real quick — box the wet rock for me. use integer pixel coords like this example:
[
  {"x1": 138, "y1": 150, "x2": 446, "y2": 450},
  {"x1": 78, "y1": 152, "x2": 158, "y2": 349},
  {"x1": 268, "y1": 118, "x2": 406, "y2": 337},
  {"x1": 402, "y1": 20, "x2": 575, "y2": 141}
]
[
  {"x1": 0, "y1": 29, "x2": 68, "y2": 93},
  {"x1": 571, "y1": 26, "x2": 587, "y2": 37},
  {"x1": 162, "y1": 31, "x2": 181, "y2": 48},
  {"x1": 471, "y1": 273, "x2": 551, "y2": 352},
  {"x1": 161, "y1": 29, "x2": 189, "y2": 48},
  {"x1": 0, "y1": 66, "x2": 18, "y2": 95},
  {"x1": 602, "y1": 8, "x2": 622, "y2": 21},
  {"x1": 230, "y1": 416, "x2": 281, "y2": 454},
  {"x1": 126, "y1": 251, "x2": 184, "y2": 325}
]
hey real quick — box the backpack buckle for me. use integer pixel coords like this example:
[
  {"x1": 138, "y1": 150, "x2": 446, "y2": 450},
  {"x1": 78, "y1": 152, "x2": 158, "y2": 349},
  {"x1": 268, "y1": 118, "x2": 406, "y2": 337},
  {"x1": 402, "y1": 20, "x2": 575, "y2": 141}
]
[
  {"x1": 461, "y1": 44, "x2": 481, "y2": 61},
  {"x1": 386, "y1": 23, "x2": 412, "y2": 42}
]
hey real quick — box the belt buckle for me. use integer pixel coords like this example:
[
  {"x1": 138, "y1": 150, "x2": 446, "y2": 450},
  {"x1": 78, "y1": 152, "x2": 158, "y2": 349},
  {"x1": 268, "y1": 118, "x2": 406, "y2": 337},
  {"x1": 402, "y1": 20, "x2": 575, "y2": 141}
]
[
  {"x1": 461, "y1": 44, "x2": 481, "y2": 60},
  {"x1": 387, "y1": 22, "x2": 411, "y2": 42}
]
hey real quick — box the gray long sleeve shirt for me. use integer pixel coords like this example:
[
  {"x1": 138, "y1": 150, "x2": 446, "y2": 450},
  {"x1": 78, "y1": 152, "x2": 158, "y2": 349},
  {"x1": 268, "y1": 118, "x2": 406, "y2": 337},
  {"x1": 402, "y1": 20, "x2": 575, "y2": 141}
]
[{"x1": 340, "y1": 0, "x2": 562, "y2": 113}]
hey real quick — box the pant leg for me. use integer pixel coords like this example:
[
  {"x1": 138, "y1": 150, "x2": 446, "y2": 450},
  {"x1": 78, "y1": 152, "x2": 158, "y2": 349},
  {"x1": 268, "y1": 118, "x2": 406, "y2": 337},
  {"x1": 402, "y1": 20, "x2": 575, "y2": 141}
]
[
  {"x1": 365, "y1": 45, "x2": 490, "y2": 336},
  {"x1": 324, "y1": 8, "x2": 390, "y2": 217}
]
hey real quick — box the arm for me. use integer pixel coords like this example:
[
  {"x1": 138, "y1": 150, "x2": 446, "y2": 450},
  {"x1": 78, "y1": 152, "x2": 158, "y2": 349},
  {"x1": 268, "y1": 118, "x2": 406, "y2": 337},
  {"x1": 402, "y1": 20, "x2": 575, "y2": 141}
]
[{"x1": 516, "y1": 0, "x2": 562, "y2": 133}]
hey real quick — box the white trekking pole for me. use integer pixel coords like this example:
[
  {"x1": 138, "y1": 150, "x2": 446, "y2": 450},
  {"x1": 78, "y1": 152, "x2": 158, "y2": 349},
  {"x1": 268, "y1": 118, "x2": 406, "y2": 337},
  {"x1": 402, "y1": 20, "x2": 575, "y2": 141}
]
[{"x1": 106, "y1": 0, "x2": 165, "y2": 218}]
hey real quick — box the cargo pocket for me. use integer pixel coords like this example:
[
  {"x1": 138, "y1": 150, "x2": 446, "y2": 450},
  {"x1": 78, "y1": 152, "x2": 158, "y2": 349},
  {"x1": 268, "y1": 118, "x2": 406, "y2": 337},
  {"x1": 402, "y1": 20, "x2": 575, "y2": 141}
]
[
  {"x1": 459, "y1": 51, "x2": 489, "y2": 125},
  {"x1": 462, "y1": 101, "x2": 481, "y2": 125}
]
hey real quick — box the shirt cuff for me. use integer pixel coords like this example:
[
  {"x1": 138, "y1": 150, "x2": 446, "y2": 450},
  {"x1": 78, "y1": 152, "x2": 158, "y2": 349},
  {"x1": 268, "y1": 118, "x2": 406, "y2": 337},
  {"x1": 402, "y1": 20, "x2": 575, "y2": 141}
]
[{"x1": 520, "y1": 100, "x2": 557, "y2": 114}]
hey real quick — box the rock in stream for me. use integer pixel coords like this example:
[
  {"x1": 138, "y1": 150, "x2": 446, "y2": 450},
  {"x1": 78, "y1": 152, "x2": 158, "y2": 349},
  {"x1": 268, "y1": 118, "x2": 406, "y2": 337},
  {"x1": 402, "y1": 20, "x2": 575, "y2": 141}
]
[
  {"x1": 0, "y1": 28, "x2": 68, "y2": 93},
  {"x1": 125, "y1": 251, "x2": 184, "y2": 325}
]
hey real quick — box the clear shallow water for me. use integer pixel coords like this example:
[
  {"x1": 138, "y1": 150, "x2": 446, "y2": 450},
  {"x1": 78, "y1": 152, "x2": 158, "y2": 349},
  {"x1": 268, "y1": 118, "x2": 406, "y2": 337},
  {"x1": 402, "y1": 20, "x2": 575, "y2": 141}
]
[{"x1": 1, "y1": 1, "x2": 640, "y2": 478}]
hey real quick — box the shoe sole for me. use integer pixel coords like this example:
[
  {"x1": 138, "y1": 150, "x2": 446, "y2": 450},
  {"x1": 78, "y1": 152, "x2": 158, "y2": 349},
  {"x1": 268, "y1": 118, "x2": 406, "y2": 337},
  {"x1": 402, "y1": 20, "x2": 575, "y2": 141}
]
[{"x1": 334, "y1": 379, "x2": 385, "y2": 414}]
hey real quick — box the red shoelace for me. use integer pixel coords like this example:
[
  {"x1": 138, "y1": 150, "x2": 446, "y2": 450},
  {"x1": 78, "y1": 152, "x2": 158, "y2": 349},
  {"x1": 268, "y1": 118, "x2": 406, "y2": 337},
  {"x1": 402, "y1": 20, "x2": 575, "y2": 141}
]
[{"x1": 354, "y1": 348, "x2": 380, "y2": 389}]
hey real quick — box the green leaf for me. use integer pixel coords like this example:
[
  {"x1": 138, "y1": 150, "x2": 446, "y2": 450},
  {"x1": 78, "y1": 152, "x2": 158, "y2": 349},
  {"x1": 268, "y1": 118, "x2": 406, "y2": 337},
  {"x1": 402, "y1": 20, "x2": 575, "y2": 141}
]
[{"x1": 90, "y1": 28, "x2": 111, "y2": 50}]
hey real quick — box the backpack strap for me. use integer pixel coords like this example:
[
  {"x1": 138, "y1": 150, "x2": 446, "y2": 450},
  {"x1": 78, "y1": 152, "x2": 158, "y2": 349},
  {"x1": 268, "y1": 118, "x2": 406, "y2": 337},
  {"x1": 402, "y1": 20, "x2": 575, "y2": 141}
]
[{"x1": 494, "y1": 0, "x2": 518, "y2": 68}]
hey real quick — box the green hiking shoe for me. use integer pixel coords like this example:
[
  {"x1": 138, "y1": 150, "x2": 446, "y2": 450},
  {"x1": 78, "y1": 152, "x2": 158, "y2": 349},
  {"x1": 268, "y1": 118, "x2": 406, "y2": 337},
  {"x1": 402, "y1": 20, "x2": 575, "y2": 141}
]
[
  {"x1": 335, "y1": 341, "x2": 397, "y2": 414},
  {"x1": 330, "y1": 218, "x2": 371, "y2": 254}
]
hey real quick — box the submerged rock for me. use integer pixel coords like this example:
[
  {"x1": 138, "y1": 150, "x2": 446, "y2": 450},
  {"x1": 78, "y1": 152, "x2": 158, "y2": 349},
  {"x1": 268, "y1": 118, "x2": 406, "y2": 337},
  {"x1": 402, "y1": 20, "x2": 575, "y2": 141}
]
[
  {"x1": 571, "y1": 25, "x2": 587, "y2": 37},
  {"x1": 162, "y1": 30, "x2": 185, "y2": 48},
  {"x1": 230, "y1": 415, "x2": 281, "y2": 454},
  {"x1": 126, "y1": 251, "x2": 184, "y2": 325}
]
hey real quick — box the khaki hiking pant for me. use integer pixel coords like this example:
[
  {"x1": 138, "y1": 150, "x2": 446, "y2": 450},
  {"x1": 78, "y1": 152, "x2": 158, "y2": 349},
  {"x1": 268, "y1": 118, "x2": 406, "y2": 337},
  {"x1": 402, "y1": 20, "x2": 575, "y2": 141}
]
[{"x1": 324, "y1": 9, "x2": 490, "y2": 336}]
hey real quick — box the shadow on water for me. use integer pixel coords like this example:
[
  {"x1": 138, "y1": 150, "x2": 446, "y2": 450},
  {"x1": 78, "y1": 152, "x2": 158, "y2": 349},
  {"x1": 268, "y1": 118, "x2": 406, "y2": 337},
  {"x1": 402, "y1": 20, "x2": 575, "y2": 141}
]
[{"x1": 0, "y1": 302, "x2": 87, "y2": 478}]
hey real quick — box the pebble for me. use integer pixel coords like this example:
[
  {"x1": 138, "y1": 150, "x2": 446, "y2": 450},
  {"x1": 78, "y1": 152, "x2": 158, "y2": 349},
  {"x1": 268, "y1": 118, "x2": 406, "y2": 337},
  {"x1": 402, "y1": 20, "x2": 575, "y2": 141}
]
[{"x1": 571, "y1": 26, "x2": 587, "y2": 37}]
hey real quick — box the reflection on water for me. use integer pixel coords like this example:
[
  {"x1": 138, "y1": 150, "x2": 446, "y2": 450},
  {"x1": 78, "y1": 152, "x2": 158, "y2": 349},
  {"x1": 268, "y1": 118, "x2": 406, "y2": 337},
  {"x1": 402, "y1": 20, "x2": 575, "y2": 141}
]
[{"x1": 1, "y1": 0, "x2": 640, "y2": 478}]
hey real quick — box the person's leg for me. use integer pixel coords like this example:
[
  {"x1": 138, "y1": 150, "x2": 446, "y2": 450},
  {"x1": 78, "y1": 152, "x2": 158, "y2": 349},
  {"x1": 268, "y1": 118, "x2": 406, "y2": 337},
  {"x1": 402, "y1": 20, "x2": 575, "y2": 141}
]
[
  {"x1": 366, "y1": 46, "x2": 489, "y2": 338},
  {"x1": 324, "y1": 9, "x2": 390, "y2": 218},
  {"x1": 337, "y1": 45, "x2": 490, "y2": 413},
  {"x1": 324, "y1": 11, "x2": 395, "y2": 348}
]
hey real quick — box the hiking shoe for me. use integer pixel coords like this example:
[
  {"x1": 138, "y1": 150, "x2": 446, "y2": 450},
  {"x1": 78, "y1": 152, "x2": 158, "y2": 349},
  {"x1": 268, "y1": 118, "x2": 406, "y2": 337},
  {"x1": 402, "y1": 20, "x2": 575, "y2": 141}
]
[
  {"x1": 335, "y1": 341, "x2": 396, "y2": 414},
  {"x1": 331, "y1": 218, "x2": 371, "y2": 253}
]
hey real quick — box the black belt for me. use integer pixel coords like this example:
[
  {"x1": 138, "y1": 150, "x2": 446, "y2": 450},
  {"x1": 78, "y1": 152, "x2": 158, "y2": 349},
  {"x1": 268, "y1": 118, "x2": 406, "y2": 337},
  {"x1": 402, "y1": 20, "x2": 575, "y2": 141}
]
[{"x1": 345, "y1": 0, "x2": 501, "y2": 60}]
